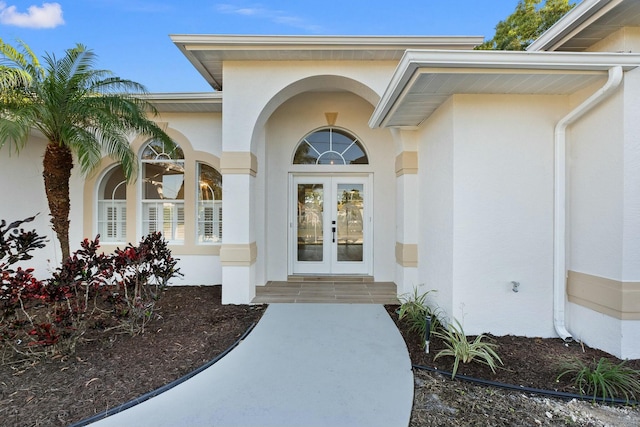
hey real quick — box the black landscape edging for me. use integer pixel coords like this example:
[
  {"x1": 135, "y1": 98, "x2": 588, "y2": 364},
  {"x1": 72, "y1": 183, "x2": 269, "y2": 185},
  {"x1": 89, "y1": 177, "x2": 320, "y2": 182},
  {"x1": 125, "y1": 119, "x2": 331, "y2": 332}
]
[
  {"x1": 67, "y1": 322, "x2": 258, "y2": 427},
  {"x1": 413, "y1": 364, "x2": 639, "y2": 406}
]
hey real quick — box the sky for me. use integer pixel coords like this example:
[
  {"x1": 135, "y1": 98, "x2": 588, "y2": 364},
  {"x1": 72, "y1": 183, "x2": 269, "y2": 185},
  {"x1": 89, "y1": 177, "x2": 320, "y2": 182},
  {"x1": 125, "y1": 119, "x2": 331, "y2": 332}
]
[{"x1": 0, "y1": 1, "x2": 525, "y2": 93}]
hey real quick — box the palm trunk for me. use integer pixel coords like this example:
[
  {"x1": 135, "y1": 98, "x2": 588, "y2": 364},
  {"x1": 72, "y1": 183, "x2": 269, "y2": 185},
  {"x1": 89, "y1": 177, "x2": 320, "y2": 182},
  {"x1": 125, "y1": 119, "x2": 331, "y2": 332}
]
[{"x1": 43, "y1": 143, "x2": 73, "y2": 262}]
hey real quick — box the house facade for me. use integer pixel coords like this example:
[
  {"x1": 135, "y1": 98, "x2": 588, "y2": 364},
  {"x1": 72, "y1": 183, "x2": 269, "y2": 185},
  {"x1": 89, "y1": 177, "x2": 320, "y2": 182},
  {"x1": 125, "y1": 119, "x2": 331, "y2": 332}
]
[{"x1": 2, "y1": 0, "x2": 640, "y2": 359}]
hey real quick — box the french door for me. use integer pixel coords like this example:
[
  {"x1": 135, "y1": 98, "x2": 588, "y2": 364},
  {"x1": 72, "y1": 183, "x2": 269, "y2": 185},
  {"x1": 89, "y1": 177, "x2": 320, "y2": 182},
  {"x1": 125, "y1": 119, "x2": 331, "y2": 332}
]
[{"x1": 290, "y1": 175, "x2": 371, "y2": 275}]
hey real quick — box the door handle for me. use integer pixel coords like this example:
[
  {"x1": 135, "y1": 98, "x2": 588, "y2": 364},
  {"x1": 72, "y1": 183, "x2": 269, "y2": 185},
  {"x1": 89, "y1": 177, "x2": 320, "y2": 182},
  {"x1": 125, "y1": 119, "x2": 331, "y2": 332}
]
[{"x1": 332, "y1": 227, "x2": 336, "y2": 243}]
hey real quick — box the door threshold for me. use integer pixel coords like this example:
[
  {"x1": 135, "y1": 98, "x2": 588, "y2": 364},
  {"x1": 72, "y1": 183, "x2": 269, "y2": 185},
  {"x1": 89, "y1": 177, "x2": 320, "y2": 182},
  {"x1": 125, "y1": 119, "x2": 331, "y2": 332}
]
[{"x1": 287, "y1": 275, "x2": 374, "y2": 283}]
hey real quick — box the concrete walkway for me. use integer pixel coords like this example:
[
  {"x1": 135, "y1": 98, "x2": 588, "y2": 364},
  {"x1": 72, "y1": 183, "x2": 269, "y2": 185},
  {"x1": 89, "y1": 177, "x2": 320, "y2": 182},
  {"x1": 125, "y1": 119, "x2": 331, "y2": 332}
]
[{"x1": 87, "y1": 304, "x2": 413, "y2": 427}]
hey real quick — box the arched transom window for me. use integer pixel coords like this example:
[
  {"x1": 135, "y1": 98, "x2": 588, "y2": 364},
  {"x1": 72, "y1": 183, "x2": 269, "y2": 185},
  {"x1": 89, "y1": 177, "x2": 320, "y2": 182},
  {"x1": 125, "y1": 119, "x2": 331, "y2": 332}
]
[{"x1": 293, "y1": 127, "x2": 368, "y2": 165}]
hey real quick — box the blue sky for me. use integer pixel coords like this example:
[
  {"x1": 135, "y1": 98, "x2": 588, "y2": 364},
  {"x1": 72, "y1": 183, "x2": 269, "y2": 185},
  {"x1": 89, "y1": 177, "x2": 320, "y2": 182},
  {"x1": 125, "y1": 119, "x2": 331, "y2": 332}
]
[{"x1": 0, "y1": 1, "x2": 524, "y2": 92}]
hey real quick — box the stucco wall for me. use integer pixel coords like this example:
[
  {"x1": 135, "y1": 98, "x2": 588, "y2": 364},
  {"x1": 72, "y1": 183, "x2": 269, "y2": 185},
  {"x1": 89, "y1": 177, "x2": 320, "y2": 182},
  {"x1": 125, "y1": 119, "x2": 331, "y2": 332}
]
[
  {"x1": 565, "y1": 66, "x2": 640, "y2": 359},
  {"x1": 418, "y1": 97, "x2": 456, "y2": 317},
  {"x1": 264, "y1": 91, "x2": 396, "y2": 281},
  {"x1": 0, "y1": 133, "x2": 86, "y2": 274},
  {"x1": 418, "y1": 94, "x2": 567, "y2": 338}
]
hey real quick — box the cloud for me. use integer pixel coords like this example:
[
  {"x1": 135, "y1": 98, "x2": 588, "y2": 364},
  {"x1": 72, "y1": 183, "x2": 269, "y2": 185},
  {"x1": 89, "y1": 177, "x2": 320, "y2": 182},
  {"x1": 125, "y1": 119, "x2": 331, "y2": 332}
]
[
  {"x1": 0, "y1": 2, "x2": 64, "y2": 28},
  {"x1": 216, "y1": 3, "x2": 323, "y2": 33}
]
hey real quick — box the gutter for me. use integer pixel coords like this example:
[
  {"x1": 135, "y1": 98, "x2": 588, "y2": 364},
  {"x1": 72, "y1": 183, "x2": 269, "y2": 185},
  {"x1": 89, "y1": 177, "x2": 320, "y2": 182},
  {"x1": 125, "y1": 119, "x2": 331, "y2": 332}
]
[{"x1": 553, "y1": 66, "x2": 623, "y2": 340}]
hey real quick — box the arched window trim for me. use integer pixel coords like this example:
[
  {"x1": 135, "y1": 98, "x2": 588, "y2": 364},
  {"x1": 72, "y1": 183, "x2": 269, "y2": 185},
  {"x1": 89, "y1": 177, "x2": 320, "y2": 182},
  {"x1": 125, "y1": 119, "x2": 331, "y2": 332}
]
[{"x1": 293, "y1": 126, "x2": 369, "y2": 165}]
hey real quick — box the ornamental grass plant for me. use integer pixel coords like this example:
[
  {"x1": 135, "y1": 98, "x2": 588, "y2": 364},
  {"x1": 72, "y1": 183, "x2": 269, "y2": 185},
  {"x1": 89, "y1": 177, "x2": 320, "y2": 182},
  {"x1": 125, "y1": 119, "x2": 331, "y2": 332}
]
[
  {"x1": 557, "y1": 357, "x2": 640, "y2": 403},
  {"x1": 433, "y1": 319, "x2": 503, "y2": 379}
]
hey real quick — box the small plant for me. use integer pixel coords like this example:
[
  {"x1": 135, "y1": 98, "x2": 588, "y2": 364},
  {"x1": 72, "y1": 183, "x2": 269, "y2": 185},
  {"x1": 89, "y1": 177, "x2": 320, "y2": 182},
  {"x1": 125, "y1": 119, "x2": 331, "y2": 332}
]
[
  {"x1": 433, "y1": 319, "x2": 503, "y2": 379},
  {"x1": 557, "y1": 357, "x2": 640, "y2": 403},
  {"x1": 398, "y1": 287, "x2": 441, "y2": 341}
]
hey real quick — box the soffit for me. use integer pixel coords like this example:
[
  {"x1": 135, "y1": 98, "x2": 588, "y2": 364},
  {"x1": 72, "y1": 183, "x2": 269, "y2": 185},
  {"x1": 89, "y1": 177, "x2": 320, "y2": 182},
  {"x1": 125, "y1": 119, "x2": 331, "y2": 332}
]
[
  {"x1": 143, "y1": 92, "x2": 222, "y2": 113},
  {"x1": 370, "y1": 50, "x2": 640, "y2": 129},
  {"x1": 529, "y1": 0, "x2": 640, "y2": 52},
  {"x1": 170, "y1": 35, "x2": 484, "y2": 90}
]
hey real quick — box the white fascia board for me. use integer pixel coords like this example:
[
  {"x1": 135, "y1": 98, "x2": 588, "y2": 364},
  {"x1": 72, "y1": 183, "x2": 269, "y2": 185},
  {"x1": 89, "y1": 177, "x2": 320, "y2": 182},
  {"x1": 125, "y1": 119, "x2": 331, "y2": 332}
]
[
  {"x1": 143, "y1": 92, "x2": 222, "y2": 101},
  {"x1": 527, "y1": 0, "x2": 622, "y2": 52},
  {"x1": 142, "y1": 92, "x2": 223, "y2": 112},
  {"x1": 169, "y1": 34, "x2": 484, "y2": 49},
  {"x1": 369, "y1": 49, "x2": 640, "y2": 128}
]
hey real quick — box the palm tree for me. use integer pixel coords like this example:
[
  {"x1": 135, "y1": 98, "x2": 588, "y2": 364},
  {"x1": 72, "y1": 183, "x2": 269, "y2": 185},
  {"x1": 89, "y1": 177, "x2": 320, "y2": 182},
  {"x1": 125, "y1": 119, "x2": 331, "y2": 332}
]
[{"x1": 0, "y1": 39, "x2": 173, "y2": 261}]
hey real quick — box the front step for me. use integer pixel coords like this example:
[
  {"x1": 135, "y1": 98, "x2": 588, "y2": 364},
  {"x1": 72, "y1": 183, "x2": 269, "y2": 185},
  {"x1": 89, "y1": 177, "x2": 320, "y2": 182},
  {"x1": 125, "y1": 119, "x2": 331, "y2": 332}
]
[
  {"x1": 253, "y1": 280, "x2": 398, "y2": 304},
  {"x1": 287, "y1": 275, "x2": 374, "y2": 283}
]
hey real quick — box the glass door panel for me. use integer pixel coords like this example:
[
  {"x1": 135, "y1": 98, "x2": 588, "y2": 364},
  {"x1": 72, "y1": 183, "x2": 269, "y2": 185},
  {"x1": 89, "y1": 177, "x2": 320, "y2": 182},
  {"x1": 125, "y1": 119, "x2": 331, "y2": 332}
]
[
  {"x1": 336, "y1": 184, "x2": 364, "y2": 262},
  {"x1": 291, "y1": 175, "x2": 370, "y2": 276},
  {"x1": 297, "y1": 183, "x2": 324, "y2": 262}
]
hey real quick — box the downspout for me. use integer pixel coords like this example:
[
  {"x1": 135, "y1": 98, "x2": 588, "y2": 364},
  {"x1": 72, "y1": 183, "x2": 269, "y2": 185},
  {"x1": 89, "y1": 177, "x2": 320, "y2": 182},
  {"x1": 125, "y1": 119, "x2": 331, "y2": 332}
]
[{"x1": 553, "y1": 66, "x2": 623, "y2": 341}]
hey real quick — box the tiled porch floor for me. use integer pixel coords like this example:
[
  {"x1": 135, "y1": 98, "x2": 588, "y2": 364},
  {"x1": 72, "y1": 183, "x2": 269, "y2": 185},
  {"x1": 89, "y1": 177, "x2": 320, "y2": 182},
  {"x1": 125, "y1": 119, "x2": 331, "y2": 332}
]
[{"x1": 251, "y1": 279, "x2": 399, "y2": 304}]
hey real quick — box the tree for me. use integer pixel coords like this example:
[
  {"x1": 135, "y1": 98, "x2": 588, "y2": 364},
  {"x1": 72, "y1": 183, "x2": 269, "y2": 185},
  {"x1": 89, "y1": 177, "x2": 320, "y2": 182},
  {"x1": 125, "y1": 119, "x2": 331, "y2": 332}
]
[
  {"x1": 476, "y1": 0, "x2": 575, "y2": 50},
  {"x1": 0, "y1": 39, "x2": 173, "y2": 261}
]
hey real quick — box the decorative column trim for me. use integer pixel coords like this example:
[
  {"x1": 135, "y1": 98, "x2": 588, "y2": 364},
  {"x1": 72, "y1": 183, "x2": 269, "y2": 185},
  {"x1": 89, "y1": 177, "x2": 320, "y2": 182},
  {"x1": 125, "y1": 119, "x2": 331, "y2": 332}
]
[
  {"x1": 220, "y1": 242, "x2": 258, "y2": 266},
  {"x1": 221, "y1": 152, "x2": 258, "y2": 176},
  {"x1": 395, "y1": 151, "x2": 418, "y2": 176},
  {"x1": 395, "y1": 242, "x2": 418, "y2": 268}
]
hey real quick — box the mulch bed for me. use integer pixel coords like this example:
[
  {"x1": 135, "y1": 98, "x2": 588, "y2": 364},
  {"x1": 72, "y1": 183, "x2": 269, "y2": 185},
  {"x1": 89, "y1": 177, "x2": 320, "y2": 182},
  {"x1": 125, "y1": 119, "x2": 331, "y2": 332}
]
[
  {"x1": 1, "y1": 286, "x2": 638, "y2": 427},
  {"x1": 385, "y1": 305, "x2": 640, "y2": 394},
  {"x1": 0, "y1": 286, "x2": 264, "y2": 427}
]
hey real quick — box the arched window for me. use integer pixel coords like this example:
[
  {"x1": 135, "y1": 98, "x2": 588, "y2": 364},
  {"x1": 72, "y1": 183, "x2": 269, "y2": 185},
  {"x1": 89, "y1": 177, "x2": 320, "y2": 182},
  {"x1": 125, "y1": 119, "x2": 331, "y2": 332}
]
[
  {"x1": 141, "y1": 140, "x2": 185, "y2": 242},
  {"x1": 97, "y1": 165, "x2": 127, "y2": 242},
  {"x1": 293, "y1": 127, "x2": 368, "y2": 165},
  {"x1": 197, "y1": 163, "x2": 223, "y2": 243}
]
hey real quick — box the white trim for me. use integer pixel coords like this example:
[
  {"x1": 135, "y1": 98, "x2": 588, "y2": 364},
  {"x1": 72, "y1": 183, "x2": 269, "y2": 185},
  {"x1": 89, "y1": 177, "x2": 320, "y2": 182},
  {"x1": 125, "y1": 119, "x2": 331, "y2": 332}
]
[
  {"x1": 527, "y1": 0, "x2": 623, "y2": 52},
  {"x1": 369, "y1": 49, "x2": 640, "y2": 128}
]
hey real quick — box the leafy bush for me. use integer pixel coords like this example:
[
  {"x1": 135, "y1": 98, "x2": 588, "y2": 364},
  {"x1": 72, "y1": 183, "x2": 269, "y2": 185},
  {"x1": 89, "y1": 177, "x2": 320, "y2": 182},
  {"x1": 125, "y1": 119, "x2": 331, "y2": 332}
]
[
  {"x1": 557, "y1": 357, "x2": 640, "y2": 403},
  {"x1": 397, "y1": 287, "x2": 442, "y2": 345},
  {"x1": 433, "y1": 319, "x2": 503, "y2": 379},
  {"x1": 0, "y1": 217, "x2": 182, "y2": 359}
]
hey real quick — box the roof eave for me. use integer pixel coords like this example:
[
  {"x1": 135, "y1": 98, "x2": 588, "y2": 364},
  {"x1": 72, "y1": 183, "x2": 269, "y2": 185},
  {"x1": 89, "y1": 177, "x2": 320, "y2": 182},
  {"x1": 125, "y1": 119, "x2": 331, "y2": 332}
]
[
  {"x1": 370, "y1": 49, "x2": 640, "y2": 129},
  {"x1": 142, "y1": 92, "x2": 223, "y2": 113},
  {"x1": 527, "y1": 0, "x2": 622, "y2": 52}
]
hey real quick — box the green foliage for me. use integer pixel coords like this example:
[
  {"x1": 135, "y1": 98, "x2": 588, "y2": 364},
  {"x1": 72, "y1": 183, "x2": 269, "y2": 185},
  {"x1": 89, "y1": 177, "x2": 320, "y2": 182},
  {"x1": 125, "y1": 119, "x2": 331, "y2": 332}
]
[
  {"x1": 433, "y1": 319, "x2": 503, "y2": 379},
  {"x1": 398, "y1": 287, "x2": 441, "y2": 344},
  {"x1": 557, "y1": 357, "x2": 640, "y2": 403},
  {"x1": 0, "y1": 38, "x2": 175, "y2": 260},
  {"x1": 477, "y1": 0, "x2": 576, "y2": 51}
]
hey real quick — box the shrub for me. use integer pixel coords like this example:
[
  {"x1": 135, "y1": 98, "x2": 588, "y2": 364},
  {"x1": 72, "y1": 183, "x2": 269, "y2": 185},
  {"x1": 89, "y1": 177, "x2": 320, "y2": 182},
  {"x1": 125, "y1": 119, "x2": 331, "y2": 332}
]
[
  {"x1": 433, "y1": 319, "x2": 503, "y2": 379},
  {"x1": 397, "y1": 287, "x2": 442, "y2": 347},
  {"x1": 557, "y1": 357, "x2": 640, "y2": 403},
  {"x1": 0, "y1": 217, "x2": 182, "y2": 360}
]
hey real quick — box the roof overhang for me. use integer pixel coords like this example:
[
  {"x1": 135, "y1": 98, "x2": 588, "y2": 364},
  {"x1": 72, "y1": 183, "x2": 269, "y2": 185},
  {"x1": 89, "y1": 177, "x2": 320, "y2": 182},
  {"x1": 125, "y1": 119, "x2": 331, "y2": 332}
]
[
  {"x1": 142, "y1": 92, "x2": 223, "y2": 113},
  {"x1": 370, "y1": 50, "x2": 640, "y2": 129},
  {"x1": 170, "y1": 35, "x2": 484, "y2": 90},
  {"x1": 528, "y1": 0, "x2": 640, "y2": 52}
]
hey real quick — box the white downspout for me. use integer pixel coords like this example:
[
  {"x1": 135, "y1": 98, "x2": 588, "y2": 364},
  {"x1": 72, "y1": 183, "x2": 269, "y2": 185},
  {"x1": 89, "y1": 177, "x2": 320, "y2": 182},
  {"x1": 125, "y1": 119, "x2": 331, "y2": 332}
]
[{"x1": 553, "y1": 66, "x2": 623, "y2": 341}]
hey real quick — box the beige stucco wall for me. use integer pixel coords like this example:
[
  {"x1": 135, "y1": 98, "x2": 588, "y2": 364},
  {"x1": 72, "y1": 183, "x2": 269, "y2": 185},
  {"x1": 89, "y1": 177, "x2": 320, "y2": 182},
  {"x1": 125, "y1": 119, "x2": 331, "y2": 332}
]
[{"x1": 264, "y1": 91, "x2": 396, "y2": 281}]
